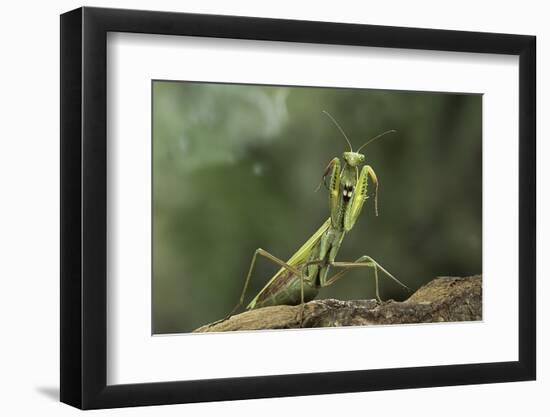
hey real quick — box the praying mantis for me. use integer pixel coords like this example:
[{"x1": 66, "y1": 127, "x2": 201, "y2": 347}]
[{"x1": 227, "y1": 111, "x2": 410, "y2": 318}]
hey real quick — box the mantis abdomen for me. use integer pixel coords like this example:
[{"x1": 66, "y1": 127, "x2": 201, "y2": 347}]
[
  {"x1": 251, "y1": 265, "x2": 320, "y2": 309},
  {"x1": 249, "y1": 226, "x2": 346, "y2": 309}
]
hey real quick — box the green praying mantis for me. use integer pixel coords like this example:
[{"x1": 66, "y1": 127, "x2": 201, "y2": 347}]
[{"x1": 227, "y1": 111, "x2": 410, "y2": 319}]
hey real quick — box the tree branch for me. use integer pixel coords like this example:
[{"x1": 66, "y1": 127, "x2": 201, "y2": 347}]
[{"x1": 194, "y1": 275, "x2": 482, "y2": 332}]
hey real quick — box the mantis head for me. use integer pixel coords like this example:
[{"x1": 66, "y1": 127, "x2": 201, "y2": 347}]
[{"x1": 343, "y1": 151, "x2": 365, "y2": 167}]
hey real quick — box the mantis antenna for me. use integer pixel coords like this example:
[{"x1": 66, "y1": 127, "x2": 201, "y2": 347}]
[
  {"x1": 322, "y1": 110, "x2": 353, "y2": 151},
  {"x1": 356, "y1": 129, "x2": 397, "y2": 153}
]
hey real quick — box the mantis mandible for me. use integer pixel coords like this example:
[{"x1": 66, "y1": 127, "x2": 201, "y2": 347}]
[{"x1": 228, "y1": 111, "x2": 410, "y2": 318}]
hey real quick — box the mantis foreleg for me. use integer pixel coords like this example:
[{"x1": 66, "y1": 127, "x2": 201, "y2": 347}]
[{"x1": 344, "y1": 165, "x2": 378, "y2": 231}]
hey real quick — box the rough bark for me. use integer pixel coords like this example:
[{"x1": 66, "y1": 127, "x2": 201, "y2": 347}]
[{"x1": 194, "y1": 275, "x2": 482, "y2": 333}]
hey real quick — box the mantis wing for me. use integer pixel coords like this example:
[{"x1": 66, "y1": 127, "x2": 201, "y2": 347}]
[{"x1": 247, "y1": 217, "x2": 331, "y2": 309}]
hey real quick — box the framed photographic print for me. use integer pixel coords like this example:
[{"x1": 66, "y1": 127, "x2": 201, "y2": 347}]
[{"x1": 60, "y1": 6, "x2": 536, "y2": 409}]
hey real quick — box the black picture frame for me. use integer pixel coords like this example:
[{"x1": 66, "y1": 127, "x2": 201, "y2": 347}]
[{"x1": 60, "y1": 6, "x2": 536, "y2": 410}]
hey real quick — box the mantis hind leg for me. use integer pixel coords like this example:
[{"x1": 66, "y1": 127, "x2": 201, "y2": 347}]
[
  {"x1": 227, "y1": 248, "x2": 304, "y2": 319},
  {"x1": 325, "y1": 256, "x2": 411, "y2": 302}
]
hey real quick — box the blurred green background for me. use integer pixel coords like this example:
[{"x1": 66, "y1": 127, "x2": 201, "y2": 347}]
[{"x1": 152, "y1": 81, "x2": 482, "y2": 334}]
